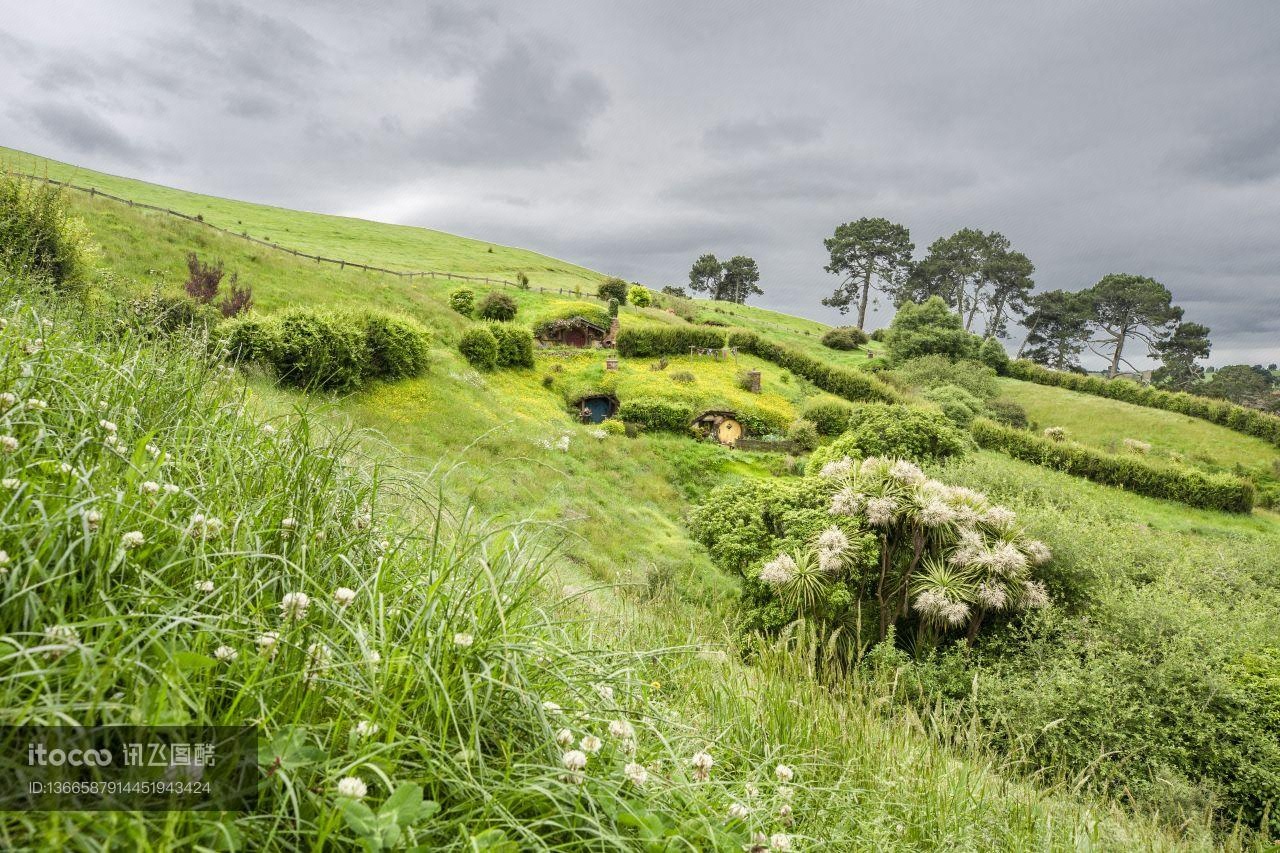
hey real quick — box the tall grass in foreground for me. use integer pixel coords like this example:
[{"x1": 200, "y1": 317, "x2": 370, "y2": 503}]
[{"x1": 0, "y1": 284, "x2": 1242, "y2": 850}]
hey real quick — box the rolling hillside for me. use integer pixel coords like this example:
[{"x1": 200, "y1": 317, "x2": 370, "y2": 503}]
[{"x1": 3, "y1": 151, "x2": 1278, "y2": 849}]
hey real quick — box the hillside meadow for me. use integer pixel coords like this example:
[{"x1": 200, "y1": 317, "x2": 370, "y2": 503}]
[{"x1": 1, "y1": 158, "x2": 1278, "y2": 849}]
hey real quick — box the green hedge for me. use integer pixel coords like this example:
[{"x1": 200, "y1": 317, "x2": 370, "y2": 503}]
[
  {"x1": 617, "y1": 397, "x2": 695, "y2": 433},
  {"x1": 215, "y1": 309, "x2": 430, "y2": 390},
  {"x1": 615, "y1": 326, "x2": 900, "y2": 405},
  {"x1": 488, "y1": 322, "x2": 534, "y2": 369},
  {"x1": 1006, "y1": 359, "x2": 1280, "y2": 447},
  {"x1": 971, "y1": 417, "x2": 1255, "y2": 513}
]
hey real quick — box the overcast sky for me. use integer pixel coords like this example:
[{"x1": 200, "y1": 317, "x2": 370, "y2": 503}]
[{"x1": 3, "y1": 1, "x2": 1278, "y2": 365}]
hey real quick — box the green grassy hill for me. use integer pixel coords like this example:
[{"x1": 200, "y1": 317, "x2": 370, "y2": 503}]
[{"x1": 3, "y1": 152, "x2": 1278, "y2": 848}]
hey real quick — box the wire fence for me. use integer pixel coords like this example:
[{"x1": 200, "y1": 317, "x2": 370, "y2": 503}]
[{"x1": 14, "y1": 172, "x2": 606, "y2": 300}]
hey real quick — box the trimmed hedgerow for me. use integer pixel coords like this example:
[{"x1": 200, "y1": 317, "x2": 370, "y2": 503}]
[
  {"x1": 821, "y1": 326, "x2": 869, "y2": 351},
  {"x1": 365, "y1": 313, "x2": 431, "y2": 381},
  {"x1": 800, "y1": 399, "x2": 856, "y2": 436},
  {"x1": 214, "y1": 315, "x2": 281, "y2": 365},
  {"x1": 487, "y1": 322, "x2": 534, "y2": 369},
  {"x1": 457, "y1": 326, "x2": 499, "y2": 371},
  {"x1": 617, "y1": 397, "x2": 696, "y2": 433},
  {"x1": 971, "y1": 417, "x2": 1255, "y2": 513},
  {"x1": 614, "y1": 326, "x2": 900, "y2": 405},
  {"x1": 806, "y1": 404, "x2": 971, "y2": 473},
  {"x1": 1006, "y1": 359, "x2": 1280, "y2": 447}
]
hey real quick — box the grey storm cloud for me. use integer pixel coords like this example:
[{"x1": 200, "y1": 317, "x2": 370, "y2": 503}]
[{"x1": 0, "y1": 0, "x2": 1277, "y2": 364}]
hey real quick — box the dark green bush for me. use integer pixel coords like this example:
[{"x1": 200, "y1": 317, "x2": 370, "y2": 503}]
[
  {"x1": 597, "y1": 277, "x2": 628, "y2": 303},
  {"x1": 488, "y1": 322, "x2": 534, "y2": 369},
  {"x1": 457, "y1": 326, "x2": 499, "y2": 371},
  {"x1": 985, "y1": 399, "x2": 1030, "y2": 430},
  {"x1": 800, "y1": 399, "x2": 856, "y2": 436},
  {"x1": 977, "y1": 337, "x2": 1011, "y2": 374},
  {"x1": 617, "y1": 397, "x2": 695, "y2": 432},
  {"x1": 477, "y1": 292, "x2": 518, "y2": 322},
  {"x1": 449, "y1": 288, "x2": 474, "y2": 316},
  {"x1": 922, "y1": 384, "x2": 984, "y2": 426},
  {"x1": 1006, "y1": 359, "x2": 1280, "y2": 447},
  {"x1": 885, "y1": 297, "x2": 978, "y2": 363},
  {"x1": 274, "y1": 309, "x2": 370, "y2": 392},
  {"x1": 821, "y1": 326, "x2": 869, "y2": 350},
  {"x1": 614, "y1": 326, "x2": 900, "y2": 405},
  {"x1": 869, "y1": 328, "x2": 887, "y2": 342},
  {"x1": 0, "y1": 172, "x2": 96, "y2": 295},
  {"x1": 807, "y1": 404, "x2": 970, "y2": 472},
  {"x1": 971, "y1": 417, "x2": 1255, "y2": 512},
  {"x1": 214, "y1": 316, "x2": 281, "y2": 365},
  {"x1": 365, "y1": 313, "x2": 430, "y2": 380}
]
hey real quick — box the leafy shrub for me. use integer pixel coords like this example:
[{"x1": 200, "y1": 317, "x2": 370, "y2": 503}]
[
  {"x1": 599, "y1": 418, "x2": 626, "y2": 436},
  {"x1": 214, "y1": 316, "x2": 281, "y2": 365},
  {"x1": 971, "y1": 417, "x2": 1255, "y2": 513},
  {"x1": 800, "y1": 399, "x2": 856, "y2": 436},
  {"x1": 895, "y1": 355, "x2": 999, "y2": 400},
  {"x1": 516, "y1": 271, "x2": 530, "y2": 289},
  {"x1": 617, "y1": 397, "x2": 695, "y2": 432},
  {"x1": 670, "y1": 370, "x2": 696, "y2": 385},
  {"x1": 457, "y1": 326, "x2": 499, "y2": 371},
  {"x1": 807, "y1": 404, "x2": 970, "y2": 472},
  {"x1": 449, "y1": 288, "x2": 475, "y2": 316},
  {"x1": 487, "y1": 322, "x2": 534, "y2": 369},
  {"x1": 1006, "y1": 358, "x2": 1280, "y2": 447},
  {"x1": 787, "y1": 419, "x2": 820, "y2": 452},
  {"x1": 0, "y1": 172, "x2": 97, "y2": 294},
  {"x1": 218, "y1": 272, "x2": 253, "y2": 318},
  {"x1": 120, "y1": 289, "x2": 218, "y2": 338},
  {"x1": 614, "y1": 326, "x2": 900, "y2": 405},
  {"x1": 869, "y1": 328, "x2": 887, "y2": 342},
  {"x1": 977, "y1": 337, "x2": 1011, "y2": 374},
  {"x1": 985, "y1": 399, "x2": 1029, "y2": 429},
  {"x1": 365, "y1": 313, "x2": 431, "y2": 380},
  {"x1": 822, "y1": 326, "x2": 869, "y2": 350},
  {"x1": 184, "y1": 252, "x2": 223, "y2": 303},
  {"x1": 885, "y1": 297, "x2": 978, "y2": 363},
  {"x1": 477, "y1": 292, "x2": 518, "y2": 322},
  {"x1": 922, "y1": 384, "x2": 984, "y2": 427},
  {"x1": 597, "y1": 277, "x2": 628, "y2": 303},
  {"x1": 628, "y1": 285, "x2": 652, "y2": 307},
  {"x1": 274, "y1": 309, "x2": 370, "y2": 392}
]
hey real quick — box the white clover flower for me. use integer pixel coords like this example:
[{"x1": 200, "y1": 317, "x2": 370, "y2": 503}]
[
  {"x1": 866, "y1": 496, "x2": 897, "y2": 527},
  {"x1": 608, "y1": 719, "x2": 635, "y2": 741},
  {"x1": 146, "y1": 443, "x2": 161, "y2": 458},
  {"x1": 214, "y1": 645, "x2": 238, "y2": 663},
  {"x1": 624, "y1": 762, "x2": 648, "y2": 786},
  {"x1": 542, "y1": 700, "x2": 562, "y2": 715},
  {"x1": 0, "y1": 435, "x2": 18, "y2": 454},
  {"x1": 728, "y1": 802, "x2": 750, "y2": 821},
  {"x1": 333, "y1": 587, "x2": 356, "y2": 608},
  {"x1": 453, "y1": 632, "x2": 474, "y2": 648},
  {"x1": 280, "y1": 592, "x2": 310, "y2": 621},
  {"x1": 365, "y1": 650, "x2": 382, "y2": 664},
  {"x1": 817, "y1": 526, "x2": 848, "y2": 555},
  {"x1": 771, "y1": 832, "x2": 792, "y2": 851},
  {"x1": 336, "y1": 776, "x2": 367, "y2": 799},
  {"x1": 43, "y1": 624, "x2": 80, "y2": 659},
  {"x1": 0, "y1": 392, "x2": 15, "y2": 408},
  {"x1": 580, "y1": 735, "x2": 603, "y2": 754},
  {"x1": 25, "y1": 398, "x2": 47, "y2": 411},
  {"x1": 745, "y1": 782, "x2": 760, "y2": 799},
  {"x1": 352, "y1": 509, "x2": 372, "y2": 530},
  {"x1": 778, "y1": 804, "x2": 794, "y2": 824},
  {"x1": 59, "y1": 463, "x2": 72, "y2": 475},
  {"x1": 555, "y1": 728, "x2": 574, "y2": 747},
  {"x1": 595, "y1": 683, "x2": 614, "y2": 702},
  {"x1": 2, "y1": 478, "x2": 18, "y2": 490},
  {"x1": 305, "y1": 642, "x2": 331, "y2": 686},
  {"x1": 257, "y1": 631, "x2": 281, "y2": 658},
  {"x1": 690, "y1": 750, "x2": 713, "y2": 781},
  {"x1": 354, "y1": 720, "x2": 379, "y2": 738},
  {"x1": 163, "y1": 483, "x2": 180, "y2": 495},
  {"x1": 25, "y1": 338, "x2": 43, "y2": 354},
  {"x1": 196, "y1": 580, "x2": 215, "y2": 594},
  {"x1": 775, "y1": 763, "x2": 794, "y2": 783},
  {"x1": 819, "y1": 457, "x2": 854, "y2": 480},
  {"x1": 140, "y1": 481, "x2": 160, "y2": 495},
  {"x1": 98, "y1": 420, "x2": 117, "y2": 434},
  {"x1": 84, "y1": 509, "x2": 102, "y2": 531},
  {"x1": 280, "y1": 517, "x2": 297, "y2": 538},
  {"x1": 561, "y1": 748, "x2": 588, "y2": 773},
  {"x1": 261, "y1": 424, "x2": 277, "y2": 436},
  {"x1": 759, "y1": 553, "x2": 797, "y2": 585},
  {"x1": 0, "y1": 550, "x2": 9, "y2": 568},
  {"x1": 187, "y1": 514, "x2": 224, "y2": 540},
  {"x1": 120, "y1": 530, "x2": 145, "y2": 550}
]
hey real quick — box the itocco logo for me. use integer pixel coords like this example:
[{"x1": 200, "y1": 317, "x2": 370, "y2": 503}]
[{"x1": 27, "y1": 743, "x2": 113, "y2": 766}]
